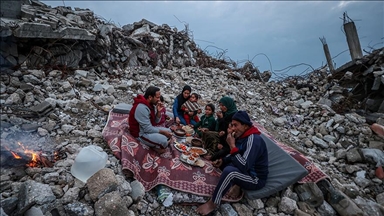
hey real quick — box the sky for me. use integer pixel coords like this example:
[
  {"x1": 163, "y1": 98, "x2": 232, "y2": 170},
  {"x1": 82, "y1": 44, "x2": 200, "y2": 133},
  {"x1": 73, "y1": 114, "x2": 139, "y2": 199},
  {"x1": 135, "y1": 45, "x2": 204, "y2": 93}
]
[{"x1": 43, "y1": 1, "x2": 383, "y2": 78}]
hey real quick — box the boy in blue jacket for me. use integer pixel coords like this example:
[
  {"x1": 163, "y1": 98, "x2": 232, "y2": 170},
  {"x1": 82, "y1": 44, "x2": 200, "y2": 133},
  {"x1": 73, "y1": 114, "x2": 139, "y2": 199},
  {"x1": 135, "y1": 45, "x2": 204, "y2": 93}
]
[{"x1": 196, "y1": 110, "x2": 269, "y2": 215}]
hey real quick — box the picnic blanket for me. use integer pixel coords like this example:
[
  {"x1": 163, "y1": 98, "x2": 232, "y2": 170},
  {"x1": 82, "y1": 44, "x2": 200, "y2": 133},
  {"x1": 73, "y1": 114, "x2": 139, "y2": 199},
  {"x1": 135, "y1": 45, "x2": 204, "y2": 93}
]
[
  {"x1": 102, "y1": 110, "x2": 328, "y2": 201},
  {"x1": 102, "y1": 110, "x2": 241, "y2": 202}
]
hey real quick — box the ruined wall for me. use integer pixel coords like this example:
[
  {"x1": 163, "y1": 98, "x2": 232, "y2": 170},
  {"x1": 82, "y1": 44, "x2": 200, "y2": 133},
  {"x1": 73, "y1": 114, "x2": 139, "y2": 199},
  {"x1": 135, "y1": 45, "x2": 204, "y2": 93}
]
[
  {"x1": 0, "y1": 0, "x2": 22, "y2": 18},
  {"x1": 0, "y1": 1, "x2": 236, "y2": 75}
]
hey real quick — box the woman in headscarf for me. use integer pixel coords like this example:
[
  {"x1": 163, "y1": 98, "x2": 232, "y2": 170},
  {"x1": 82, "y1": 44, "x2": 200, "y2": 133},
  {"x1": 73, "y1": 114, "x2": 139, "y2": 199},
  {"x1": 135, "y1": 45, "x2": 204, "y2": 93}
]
[
  {"x1": 202, "y1": 96, "x2": 238, "y2": 161},
  {"x1": 172, "y1": 85, "x2": 191, "y2": 125}
]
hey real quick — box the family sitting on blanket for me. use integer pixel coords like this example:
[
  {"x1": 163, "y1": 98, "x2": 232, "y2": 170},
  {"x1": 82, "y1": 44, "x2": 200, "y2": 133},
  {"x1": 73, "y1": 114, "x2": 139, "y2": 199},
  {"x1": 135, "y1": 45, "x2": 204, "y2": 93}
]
[
  {"x1": 196, "y1": 110, "x2": 269, "y2": 215},
  {"x1": 128, "y1": 86, "x2": 172, "y2": 154},
  {"x1": 201, "y1": 96, "x2": 238, "y2": 161}
]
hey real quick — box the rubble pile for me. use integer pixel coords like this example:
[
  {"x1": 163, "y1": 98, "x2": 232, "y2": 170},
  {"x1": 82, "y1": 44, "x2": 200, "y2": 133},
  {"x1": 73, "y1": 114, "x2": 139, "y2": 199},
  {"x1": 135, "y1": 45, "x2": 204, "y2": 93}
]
[
  {"x1": 1, "y1": 0, "x2": 272, "y2": 80},
  {"x1": 328, "y1": 48, "x2": 384, "y2": 114},
  {"x1": 0, "y1": 1, "x2": 383, "y2": 216},
  {"x1": 1, "y1": 62, "x2": 383, "y2": 215}
]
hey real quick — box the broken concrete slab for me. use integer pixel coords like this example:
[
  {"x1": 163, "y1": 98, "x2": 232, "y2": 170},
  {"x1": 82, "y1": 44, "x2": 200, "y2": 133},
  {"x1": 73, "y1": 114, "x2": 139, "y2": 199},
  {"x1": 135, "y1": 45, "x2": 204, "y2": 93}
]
[
  {"x1": 13, "y1": 23, "x2": 95, "y2": 40},
  {"x1": 29, "y1": 101, "x2": 54, "y2": 116}
]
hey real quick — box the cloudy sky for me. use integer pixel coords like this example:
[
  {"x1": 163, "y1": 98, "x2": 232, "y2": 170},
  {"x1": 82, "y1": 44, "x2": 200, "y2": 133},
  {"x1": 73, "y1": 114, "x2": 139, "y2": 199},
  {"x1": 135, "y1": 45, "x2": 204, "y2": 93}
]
[{"x1": 43, "y1": 1, "x2": 383, "y2": 78}]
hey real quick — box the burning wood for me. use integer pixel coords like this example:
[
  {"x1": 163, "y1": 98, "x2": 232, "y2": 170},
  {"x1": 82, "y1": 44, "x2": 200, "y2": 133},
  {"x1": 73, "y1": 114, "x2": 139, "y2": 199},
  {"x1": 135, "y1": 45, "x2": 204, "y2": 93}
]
[{"x1": 1, "y1": 142, "x2": 67, "y2": 168}]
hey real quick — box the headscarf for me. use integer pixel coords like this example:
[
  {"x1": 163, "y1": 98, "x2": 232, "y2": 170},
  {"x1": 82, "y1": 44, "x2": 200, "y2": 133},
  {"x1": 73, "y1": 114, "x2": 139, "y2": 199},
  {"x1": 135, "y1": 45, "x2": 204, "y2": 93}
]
[
  {"x1": 176, "y1": 85, "x2": 191, "y2": 112},
  {"x1": 219, "y1": 96, "x2": 237, "y2": 117}
]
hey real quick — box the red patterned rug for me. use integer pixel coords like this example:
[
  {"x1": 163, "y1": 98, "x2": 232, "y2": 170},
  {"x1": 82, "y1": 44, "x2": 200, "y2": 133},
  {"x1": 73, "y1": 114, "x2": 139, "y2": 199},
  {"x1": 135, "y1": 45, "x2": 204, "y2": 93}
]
[
  {"x1": 102, "y1": 111, "x2": 241, "y2": 202},
  {"x1": 102, "y1": 111, "x2": 328, "y2": 202}
]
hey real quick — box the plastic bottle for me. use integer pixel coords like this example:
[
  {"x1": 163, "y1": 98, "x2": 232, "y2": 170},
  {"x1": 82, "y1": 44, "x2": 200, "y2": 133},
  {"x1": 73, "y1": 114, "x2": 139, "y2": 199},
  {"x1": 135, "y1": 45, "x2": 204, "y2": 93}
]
[{"x1": 71, "y1": 145, "x2": 108, "y2": 183}]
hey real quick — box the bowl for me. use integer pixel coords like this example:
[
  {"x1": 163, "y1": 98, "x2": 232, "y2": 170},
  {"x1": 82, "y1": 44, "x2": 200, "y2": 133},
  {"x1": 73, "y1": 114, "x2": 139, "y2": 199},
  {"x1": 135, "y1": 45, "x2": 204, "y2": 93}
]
[
  {"x1": 174, "y1": 129, "x2": 186, "y2": 137},
  {"x1": 191, "y1": 138, "x2": 203, "y2": 147},
  {"x1": 182, "y1": 126, "x2": 194, "y2": 134}
]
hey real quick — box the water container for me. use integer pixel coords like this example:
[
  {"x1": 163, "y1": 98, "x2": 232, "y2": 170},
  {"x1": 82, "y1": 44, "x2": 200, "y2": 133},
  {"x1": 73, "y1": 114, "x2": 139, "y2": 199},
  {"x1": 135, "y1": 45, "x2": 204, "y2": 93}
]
[{"x1": 71, "y1": 145, "x2": 108, "y2": 183}]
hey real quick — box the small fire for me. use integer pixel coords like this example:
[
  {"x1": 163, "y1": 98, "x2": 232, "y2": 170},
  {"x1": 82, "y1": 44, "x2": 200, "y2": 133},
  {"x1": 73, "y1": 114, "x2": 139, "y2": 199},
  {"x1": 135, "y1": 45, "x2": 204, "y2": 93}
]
[
  {"x1": 5, "y1": 142, "x2": 42, "y2": 167},
  {"x1": 17, "y1": 142, "x2": 41, "y2": 167},
  {"x1": 3, "y1": 146, "x2": 22, "y2": 159}
]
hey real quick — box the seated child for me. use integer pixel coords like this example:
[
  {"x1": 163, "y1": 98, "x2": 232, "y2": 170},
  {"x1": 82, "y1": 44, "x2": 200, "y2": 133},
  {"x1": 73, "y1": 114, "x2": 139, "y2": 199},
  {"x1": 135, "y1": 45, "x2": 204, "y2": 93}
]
[
  {"x1": 181, "y1": 93, "x2": 201, "y2": 126},
  {"x1": 194, "y1": 103, "x2": 216, "y2": 138},
  {"x1": 154, "y1": 95, "x2": 167, "y2": 127}
]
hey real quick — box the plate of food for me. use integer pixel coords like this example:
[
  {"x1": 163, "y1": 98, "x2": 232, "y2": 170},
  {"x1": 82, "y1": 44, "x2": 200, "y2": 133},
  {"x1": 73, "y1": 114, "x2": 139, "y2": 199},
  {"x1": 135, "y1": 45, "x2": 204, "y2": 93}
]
[
  {"x1": 174, "y1": 143, "x2": 189, "y2": 152},
  {"x1": 179, "y1": 155, "x2": 205, "y2": 167},
  {"x1": 188, "y1": 146, "x2": 207, "y2": 155}
]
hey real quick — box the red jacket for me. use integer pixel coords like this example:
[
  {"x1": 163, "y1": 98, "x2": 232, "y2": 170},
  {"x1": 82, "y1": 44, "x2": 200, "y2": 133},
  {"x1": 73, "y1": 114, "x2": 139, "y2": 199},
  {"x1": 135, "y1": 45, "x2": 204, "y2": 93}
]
[{"x1": 128, "y1": 95, "x2": 156, "y2": 137}]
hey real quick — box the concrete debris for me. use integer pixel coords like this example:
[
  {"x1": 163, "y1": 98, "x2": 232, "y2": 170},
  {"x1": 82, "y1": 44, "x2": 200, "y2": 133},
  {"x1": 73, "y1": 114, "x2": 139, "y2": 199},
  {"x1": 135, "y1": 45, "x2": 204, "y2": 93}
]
[
  {"x1": 0, "y1": 1, "x2": 383, "y2": 216},
  {"x1": 329, "y1": 48, "x2": 384, "y2": 114},
  {"x1": 1, "y1": 0, "x2": 271, "y2": 81}
]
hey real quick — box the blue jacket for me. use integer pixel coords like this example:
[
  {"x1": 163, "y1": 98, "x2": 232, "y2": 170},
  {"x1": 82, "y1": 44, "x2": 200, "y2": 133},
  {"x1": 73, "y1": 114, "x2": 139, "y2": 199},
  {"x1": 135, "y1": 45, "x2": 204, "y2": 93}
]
[{"x1": 222, "y1": 127, "x2": 269, "y2": 180}]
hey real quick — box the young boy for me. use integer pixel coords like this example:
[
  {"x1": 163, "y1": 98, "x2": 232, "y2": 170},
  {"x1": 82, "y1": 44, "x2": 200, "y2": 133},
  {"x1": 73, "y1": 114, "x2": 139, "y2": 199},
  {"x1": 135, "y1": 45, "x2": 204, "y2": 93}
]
[{"x1": 181, "y1": 93, "x2": 201, "y2": 126}]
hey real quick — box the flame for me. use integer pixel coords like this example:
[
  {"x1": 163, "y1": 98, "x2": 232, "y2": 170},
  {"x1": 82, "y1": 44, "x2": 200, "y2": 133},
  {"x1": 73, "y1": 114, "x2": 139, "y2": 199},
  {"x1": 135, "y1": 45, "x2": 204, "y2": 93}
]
[
  {"x1": 5, "y1": 142, "x2": 41, "y2": 167},
  {"x1": 4, "y1": 146, "x2": 22, "y2": 159},
  {"x1": 24, "y1": 149, "x2": 40, "y2": 167}
]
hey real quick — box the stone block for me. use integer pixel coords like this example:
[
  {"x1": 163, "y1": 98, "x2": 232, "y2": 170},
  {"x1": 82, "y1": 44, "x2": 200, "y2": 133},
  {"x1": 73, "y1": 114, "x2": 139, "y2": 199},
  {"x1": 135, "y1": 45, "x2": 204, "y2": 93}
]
[
  {"x1": 94, "y1": 191, "x2": 128, "y2": 216},
  {"x1": 87, "y1": 168, "x2": 118, "y2": 201},
  {"x1": 13, "y1": 23, "x2": 95, "y2": 40},
  {"x1": 30, "y1": 101, "x2": 53, "y2": 116}
]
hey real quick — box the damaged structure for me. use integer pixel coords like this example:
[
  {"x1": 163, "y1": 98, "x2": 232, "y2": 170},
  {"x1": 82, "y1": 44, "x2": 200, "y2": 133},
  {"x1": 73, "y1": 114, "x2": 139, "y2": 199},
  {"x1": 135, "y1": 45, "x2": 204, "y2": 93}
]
[
  {"x1": 326, "y1": 13, "x2": 384, "y2": 114},
  {"x1": 1, "y1": 0, "x2": 261, "y2": 75}
]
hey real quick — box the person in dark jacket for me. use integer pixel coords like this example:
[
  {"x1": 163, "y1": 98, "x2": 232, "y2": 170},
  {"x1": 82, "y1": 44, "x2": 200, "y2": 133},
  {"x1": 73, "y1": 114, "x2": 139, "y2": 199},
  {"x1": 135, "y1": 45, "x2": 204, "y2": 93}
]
[
  {"x1": 196, "y1": 110, "x2": 269, "y2": 215},
  {"x1": 129, "y1": 86, "x2": 172, "y2": 154},
  {"x1": 172, "y1": 85, "x2": 191, "y2": 125}
]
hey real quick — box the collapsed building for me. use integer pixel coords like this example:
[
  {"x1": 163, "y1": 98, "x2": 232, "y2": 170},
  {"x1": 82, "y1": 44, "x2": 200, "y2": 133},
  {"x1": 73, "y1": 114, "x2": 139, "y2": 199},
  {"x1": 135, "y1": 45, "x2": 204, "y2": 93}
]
[{"x1": 0, "y1": 0, "x2": 245, "y2": 75}]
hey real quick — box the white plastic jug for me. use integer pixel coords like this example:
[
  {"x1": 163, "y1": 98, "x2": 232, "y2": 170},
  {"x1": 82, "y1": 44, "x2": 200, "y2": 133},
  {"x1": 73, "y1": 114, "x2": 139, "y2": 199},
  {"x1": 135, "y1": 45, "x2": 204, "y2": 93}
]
[{"x1": 71, "y1": 145, "x2": 108, "y2": 183}]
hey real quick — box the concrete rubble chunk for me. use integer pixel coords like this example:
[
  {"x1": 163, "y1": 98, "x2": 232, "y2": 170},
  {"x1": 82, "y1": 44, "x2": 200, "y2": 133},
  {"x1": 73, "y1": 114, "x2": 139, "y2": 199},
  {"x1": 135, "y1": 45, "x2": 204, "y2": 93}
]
[
  {"x1": 94, "y1": 191, "x2": 129, "y2": 216},
  {"x1": 17, "y1": 180, "x2": 56, "y2": 214},
  {"x1": 24, "y1": 206, "x2": 44, "y2": 216},
  {"x1": 64, "y1": 202, "x2": 94, "y2": 216},
  {"x1": 14, "y1": 23, "x2": 96, "y2": 40},
  {"x1": 346, "y1": 148, "x2": 363, "y2": 163},
  {"x1": 87, "y1": 168, "x2": 118, "y2": 201},
  {"x1": 130, "y1": 180, "x2": 145, "y2": 202},
  {"x1": 29, "y1": 101, "x2": 54, "y2": 116},
  {"x1": 311, "y1": 136, "x2": 329, "y2": 148}
]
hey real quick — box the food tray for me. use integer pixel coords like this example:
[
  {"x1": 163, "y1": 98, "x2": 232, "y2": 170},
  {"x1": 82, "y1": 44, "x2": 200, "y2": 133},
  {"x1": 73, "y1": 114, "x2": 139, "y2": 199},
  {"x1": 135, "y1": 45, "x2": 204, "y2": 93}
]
[
  {"x1": 174, "y1": 143, "x2": 188, "y2": 152},
  {"x1": 179, "y1": 156, "x2": 205, "y2": 167},
  {"x1": 188, "y1": 147, "x2": 207, "y2": 155}
]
